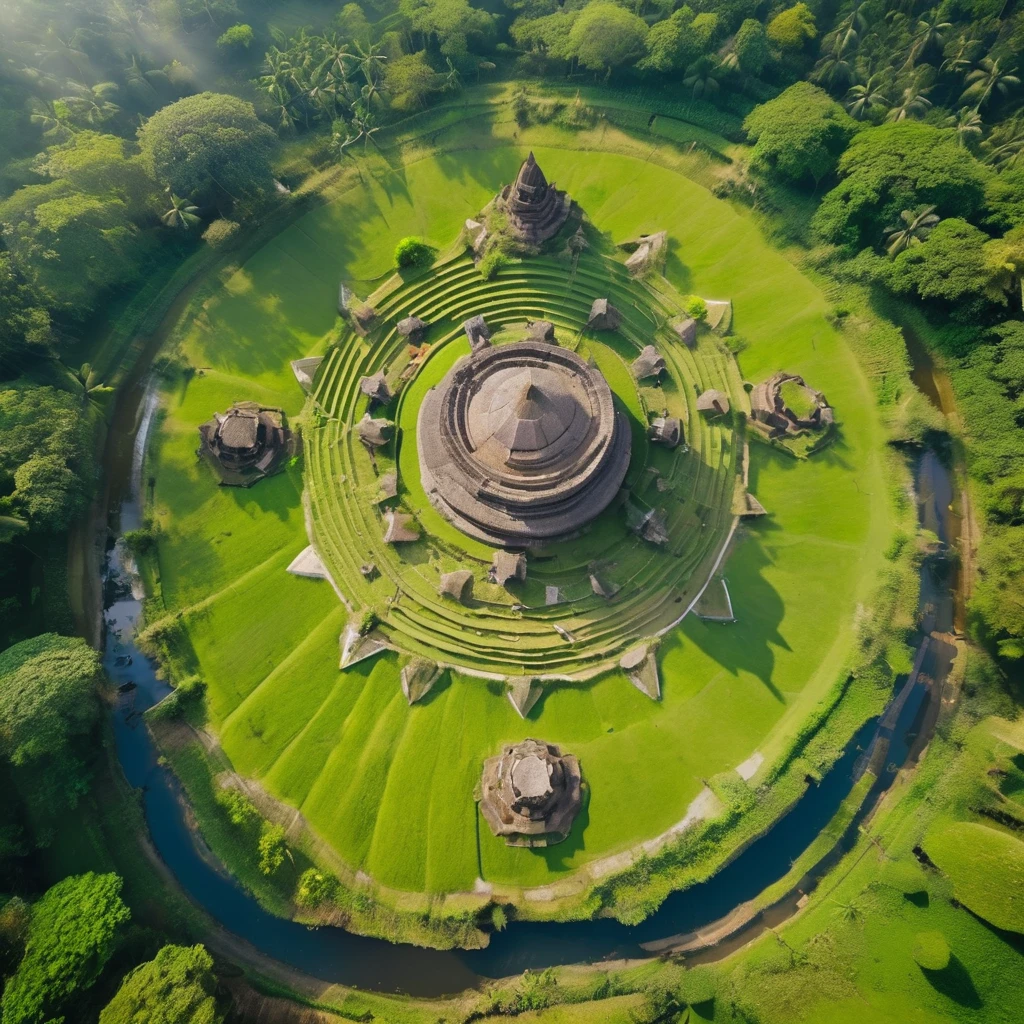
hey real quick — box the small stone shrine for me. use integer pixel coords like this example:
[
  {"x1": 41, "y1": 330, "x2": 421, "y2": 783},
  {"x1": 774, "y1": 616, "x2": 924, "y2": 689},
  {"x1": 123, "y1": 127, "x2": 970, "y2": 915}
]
[
  {"x1": 479, "y1": 738, "x2": 582, "y2": 846},
  {"x1": 495, "y1": 153, "x2": 571, "y2": 245},
  {"x1": 198, "y1": 402, "x2": 293, "y2": 487},
  {"x1": 750, "y1": 372, "x2": 834, "y2": 436}
]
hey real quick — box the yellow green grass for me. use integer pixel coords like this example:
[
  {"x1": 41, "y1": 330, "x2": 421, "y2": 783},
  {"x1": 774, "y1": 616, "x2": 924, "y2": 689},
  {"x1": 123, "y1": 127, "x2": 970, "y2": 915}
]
[{"x1": 144, "y1": 127, "x2": 897, "y2": 897}]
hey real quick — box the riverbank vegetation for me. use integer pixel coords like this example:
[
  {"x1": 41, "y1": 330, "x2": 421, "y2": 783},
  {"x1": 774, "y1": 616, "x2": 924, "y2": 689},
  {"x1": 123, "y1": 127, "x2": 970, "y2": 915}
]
[{"x1": 1, "y1": 0, "x2": 1023, "y2": 1017}]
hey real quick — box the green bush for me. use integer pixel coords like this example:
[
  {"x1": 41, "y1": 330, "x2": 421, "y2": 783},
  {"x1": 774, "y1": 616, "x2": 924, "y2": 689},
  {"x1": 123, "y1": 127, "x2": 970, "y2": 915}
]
[
  {"x1": 913, "y1": 930, "x2": 951, "y2": 971},
  {"x1": 295, "y1": 868, "x2": 339, "y2": 907},
  {"x1": 258, "y1": 823, "x2": 288, "y2": 876},
  {"x1": 394, "y1": 237, "x2": 434, "y2": 269},
  {"x1": 479, "y1": 249, "x2": 511, "y2": 280},
  {"x1": 216, "y1": 24, "x2": 253, "y2": 50},
  {"x1": 684, "y1": 295, "x2": 708, "y2": 320}
]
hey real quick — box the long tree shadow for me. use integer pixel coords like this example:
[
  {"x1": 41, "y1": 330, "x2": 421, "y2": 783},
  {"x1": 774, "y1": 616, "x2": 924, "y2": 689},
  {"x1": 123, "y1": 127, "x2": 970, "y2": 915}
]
[
  {"x1": 920, "y1": 954, "x2": 983, "y2": 1009},
  {"x1": 678, "y1": 527, "x2": 789, "y2": 702}
]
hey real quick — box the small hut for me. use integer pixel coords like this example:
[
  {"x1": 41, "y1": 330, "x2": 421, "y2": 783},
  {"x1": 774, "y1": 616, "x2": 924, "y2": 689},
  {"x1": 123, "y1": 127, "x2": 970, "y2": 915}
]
[
  {"x1": 479, "y1": 739, "x2": 582, "y2": 847},
  {"x1": 526, "y1": 319, "x2": 556, "y2": 343},
  {"x1": 438, "y1": 569, "x2": 474, "y2": 603},
  {"x1": 464, "y1": 314, "x2": 492, "y2": 352},
  {"x1": 631, "y1": 345, "x2": 666, "y2": 381},
  {"x1": 491, "y1": 550, "x2": 527, "y2": 586},
  {"x1": 623, "y1": 231, "x2": 667, "y2": 276},
  {"x1": 359, "y1": 370, "x2": 392, "y2": 405},
  {"x1": 397, "y1": 316, "x2": 429, "y2": 340},
  {"x1": 355, "y1": 414, "x2": 393, "y2": 450},
  {"x1": 696, "y1": 388, "x2": 730, "y2": 417},
  {"x1": 672, "y1": 317, "x2": 697, "y2": 349},
  {"x1": 648, "y1": 417, "x2": 682, "y2": 448},
  {"x1": 383, "y1": 510, "x2": 419, "y2": 543},
  {"x1": 587, "y1": 298, "x2": 622, "y2": 331},
  {"x1": 198, "y1": 402, "x2": 293, "y2": 487}
]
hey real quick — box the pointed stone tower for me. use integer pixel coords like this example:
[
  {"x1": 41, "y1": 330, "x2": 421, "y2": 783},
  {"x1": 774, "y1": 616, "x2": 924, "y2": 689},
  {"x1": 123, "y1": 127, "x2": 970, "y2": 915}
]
[{"x1": 498, "y1": 152, "x2": 571, "y2": 245}]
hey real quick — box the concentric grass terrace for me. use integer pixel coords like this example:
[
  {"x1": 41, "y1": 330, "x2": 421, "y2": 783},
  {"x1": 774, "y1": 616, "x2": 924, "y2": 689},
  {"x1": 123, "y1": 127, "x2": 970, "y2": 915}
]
[
  {"x1": 306, "y1": 247, "x2": 745, "y2": 679},
  {"x1": 140, "y1": 124, "x2": 900, "y2": 902}
]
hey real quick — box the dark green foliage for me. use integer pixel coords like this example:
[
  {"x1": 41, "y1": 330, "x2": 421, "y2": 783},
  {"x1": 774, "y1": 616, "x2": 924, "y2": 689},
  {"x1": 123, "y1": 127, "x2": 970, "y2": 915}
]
[
  {"x1": 0, "y1": 255, "x2": 51, "y2": 379},
  {"x1": 813, "y1": 123, "x2": 991, "y2": 250},
  {"x1": 744, "y1": 82, "x2": 858, "y2": 185},
  {"x1": 0, "y1": 633, "x2": 101, "y2": 810},
  {"x1": 99, "y1": 944, "x2": 221, "y2": 1024},
  {"x1": 394, "y1": 236, "x2": 435, "y2": 268},
  {"x1": 629, "y1": 985, "x2": 681, "y2": 1023},
  {"x1": 137, "y1": 93, "x2": 278, "y2": 215},
  {"x1": 734, "y1": 18, "x2": 770, "y2": 75},
  {"x1": 983, "y1": 168, "x2": 1024, "y2": 232},
  {"x1": 0, "y1": 384, "x2": 93, "y2": 532},
  {"x1": 568, "y1": 3, "x2": 649, "y2": 74},
  {"x1": 216, "y1": 24, "x2": 254, "y2": 51},
  {"x1": 0, "y1": 873, "x2": 130, "y2": 1024},
  {"x1": 886, "y1": 218, "x2": 993, "y2": 305}
]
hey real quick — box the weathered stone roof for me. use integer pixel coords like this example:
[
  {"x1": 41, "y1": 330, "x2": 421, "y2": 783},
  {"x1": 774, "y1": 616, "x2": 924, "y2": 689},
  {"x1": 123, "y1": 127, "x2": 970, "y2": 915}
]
[
  {"x1": 649, "y1": 417, "x2": 682, "y2": 448},
  {"x1": 619, "y1": 645, "x2": 660, "y2": 700},
  {"x1": 587, "y1": 298, "x2": 622, "y2": 331},
  {"x1": 198, "y1": 403, "x2": 292, "y2": 487},
  {"x1": 359, "y1": 370, "x2": 392, "y2": 405},
  {"x1": 479, "y1": 738, "x2": 582, "y2": 846},
  {"x1": 397, "y1": 316, "x2": 429, "y2": 337},
  {"x1": 418, "y1": 340, "x2": 631, "y2": 546},
  {"x1": 355, "y1": 414, "x2": 393, "y2": 448},
  {"x1": 491, "y1": 550, "x2": 527, "y2": 586},
  {"x1": 631, "y1": 345, "x2": 666, "y2": 381},
  {"x1": 526, "y1": 319, "x2": 556, "y2": 343},
  {"x1": 464, "y1": 314, "x2": 492, "y2": 352},
  {"x1": 401, "y1": 658, "x2": 441, "y2": 704}
]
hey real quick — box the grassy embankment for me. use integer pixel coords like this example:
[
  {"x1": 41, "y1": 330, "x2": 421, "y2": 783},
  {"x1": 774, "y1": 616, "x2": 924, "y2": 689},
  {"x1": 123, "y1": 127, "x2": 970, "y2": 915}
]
[{"x1": 136, "y1": 90, "x2": 918, "y2": 942}]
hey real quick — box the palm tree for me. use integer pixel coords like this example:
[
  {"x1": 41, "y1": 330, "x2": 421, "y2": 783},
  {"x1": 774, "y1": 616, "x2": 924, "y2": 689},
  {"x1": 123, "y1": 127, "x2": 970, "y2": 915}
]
[
  {"x1": 813, "y1": 35, "x2": 857, "y2": 91},
  {"x1": 69, "y1": 363, "x2": 114, "y2": 410},
  {"x1": 885, "y1": 205, "x2": 940, "y2": 257},
  {"x1": 683, "y1": 57, "x2": 724, "y2": 101},
  {"x1": 981, "y1": 117, "x2": 1024, "y2": 168},
  {"x1": 940, "y1": 33, "x2": 981, "y2": 74},
  {"x1": 947, "y1": 106, "x2": 983, "y2": 148},
  {"x1": 28, "y1": 98, "x2": 78, "y2": 139},
  {"x1": 442, "y1": 57, "x2": 463, "y2": 95},
  {"x1": 334, "y1": 104, "x2": 382, "y2": 159},
  {"x1": 844, "y1": 75, "x2": 890, "y2": 120},
  {"x1": 885, "y1": 83, "x2": 932, "y2": 121},
  {"x1": 351, "y1": 41, "x2": 387, "y2": 90},
  {"x1": 960, "y1": 57, "x2": 1020, "y2": 111},
  {"x1": 905, "y1": 9, "x2": 950, "y2": 67},
  {"x1": 161, "y1": 193, "x2": 201, "y2": 231},
  {"x1": 63, "y1": 81, "x2": 121, "y2": 125}
]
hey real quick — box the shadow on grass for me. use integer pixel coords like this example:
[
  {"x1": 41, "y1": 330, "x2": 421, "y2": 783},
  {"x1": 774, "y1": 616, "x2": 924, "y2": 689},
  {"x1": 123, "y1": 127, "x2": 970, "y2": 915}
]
[
  {"x1": 920, "y1": 954, "x2": 983, "y2": 1009},
  {"x1": 534, "y1": 781, "x2": 591, "y2": 873}
]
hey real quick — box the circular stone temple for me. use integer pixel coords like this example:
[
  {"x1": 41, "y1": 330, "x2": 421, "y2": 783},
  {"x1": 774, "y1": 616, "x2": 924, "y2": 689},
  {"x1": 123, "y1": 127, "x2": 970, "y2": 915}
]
[
  {"x1": 417, "y1": 340, "x2": 631, "y2": 545},
  {"x1": 479, "y1": 739, "x2": 582, "y2": 846}
]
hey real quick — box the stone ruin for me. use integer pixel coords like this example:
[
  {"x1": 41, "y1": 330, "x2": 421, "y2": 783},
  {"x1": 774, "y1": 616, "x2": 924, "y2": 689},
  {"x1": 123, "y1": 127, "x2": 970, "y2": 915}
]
[
  {"x1": 359, "y1": 370, "x2": 392, "y2": 405},
  {"x1": 491, "y1": 550, "x2": 527, "y2": 586},
  {"x1": 622, "y1": 231, "x2": 667, "y2": 277},
  {"x1": 397, "y1": 315, "x2": 429, "y2": 340},
  {"x1": 198, "y1": 402, "x2": 294, "y2": 487},
  {"x1": 479, "y1": 738, "x2": 582, "y2": 846},
  {"x1": 464, "y1": 314, "x2": 492, "y2": 353},
  {"x1": 355, "y1": 414, "x2": 393, "y2": 450},
  {"x1": 586, "y1": 298, "x2": 622, "y2": 331},
  {"x1": 439, "y1": 569, "x2": 473, "y2": 603},
  {"x1": 417, "y1": 339, "x2": 631, "y2": 546},
  {"x1": 526, "y1": 319, "x2": 556, "y2": 344},
  {"x1": 750, "y1": 372, "x2": 834, "y2": 437},
  {"x1": 672, "y1": 317, "x2": 697, "y2": 349},
  {"x1": 496, "y1": 152, "x2": 571, "y2": 246}
]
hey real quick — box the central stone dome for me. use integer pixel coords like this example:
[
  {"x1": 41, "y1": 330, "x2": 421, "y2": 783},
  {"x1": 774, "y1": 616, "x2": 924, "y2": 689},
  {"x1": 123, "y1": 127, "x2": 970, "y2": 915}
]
[{"x1": 418, "y1": 339, "x2": 631, "y2": 546}]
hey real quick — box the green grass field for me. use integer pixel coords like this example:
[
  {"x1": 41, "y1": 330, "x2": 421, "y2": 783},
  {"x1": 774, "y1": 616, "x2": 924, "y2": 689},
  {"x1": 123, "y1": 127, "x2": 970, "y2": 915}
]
[{"x1": 145, "y1": 125, "x2": 897, "y2": 897}]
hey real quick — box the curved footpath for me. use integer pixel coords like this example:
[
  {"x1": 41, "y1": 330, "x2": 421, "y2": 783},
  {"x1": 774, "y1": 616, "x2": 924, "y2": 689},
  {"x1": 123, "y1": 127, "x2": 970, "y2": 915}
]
[{"x1": 96, "y1": 362, "x2": 954, "y2": 997}]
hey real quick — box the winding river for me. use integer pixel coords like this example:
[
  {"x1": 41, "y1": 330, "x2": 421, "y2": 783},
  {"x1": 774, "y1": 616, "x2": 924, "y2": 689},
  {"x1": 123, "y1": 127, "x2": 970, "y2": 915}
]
[{"x1": 96, "y1": 335, "x2": 961, "y2": 998}]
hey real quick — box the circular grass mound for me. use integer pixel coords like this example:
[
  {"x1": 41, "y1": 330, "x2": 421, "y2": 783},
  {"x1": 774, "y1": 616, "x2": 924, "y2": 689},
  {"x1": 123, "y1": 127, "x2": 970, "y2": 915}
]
[{"x1": 306, "y1": 248, "x2": 746, "y2": 681}]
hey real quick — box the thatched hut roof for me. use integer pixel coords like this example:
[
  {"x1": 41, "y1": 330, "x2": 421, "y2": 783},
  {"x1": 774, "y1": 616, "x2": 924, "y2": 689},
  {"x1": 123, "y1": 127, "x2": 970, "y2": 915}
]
[
  {"x1": 672, "y1": 317, "x2": 697, "y2": 349},
  {"x1": 401, "y1": 658, "x2": 441, "y2": 704},
  {"x1": 696, "y1": 388, "x2": 730, "y2": 416},
  {"x1": 631, "y1": 345, "x2": 666, "y2": 381},
  {"x1": 438, "y1": 569, "x2": 474, "y2": 603},
  {"x1": 383, "y1": 510, "x2": 419, "y2": 543}
]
